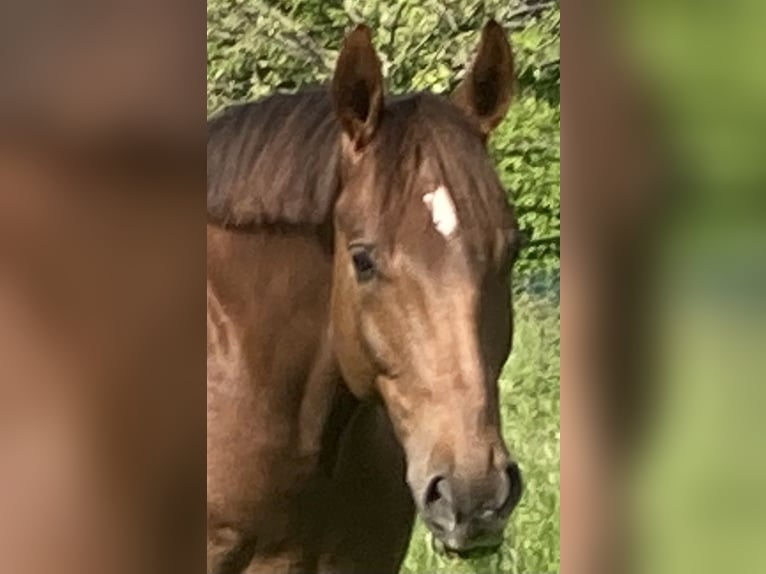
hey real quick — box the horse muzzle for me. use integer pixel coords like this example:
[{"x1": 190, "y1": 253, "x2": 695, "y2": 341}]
[{"x1": 417, "y1": 461, "x2": 522, "y2": 554}]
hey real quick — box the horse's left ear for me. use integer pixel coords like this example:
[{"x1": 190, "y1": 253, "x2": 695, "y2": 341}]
[
  {"x1": 332, "y1": 24, "x2": 384, "y2": 150},
  {"x1": 452, "y1": 20, "x2": 514, "y2": 137}
]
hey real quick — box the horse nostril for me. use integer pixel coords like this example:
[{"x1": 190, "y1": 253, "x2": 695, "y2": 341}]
[
  {"x1": 424, "y1": 475, "x2": 451, "y2": 508},
  {"x1": 422, "y1": 475, "x2": 458, "y2": 533},
  {"x1": 499, "y1": 462, "x2": 523, "y2": 511}
]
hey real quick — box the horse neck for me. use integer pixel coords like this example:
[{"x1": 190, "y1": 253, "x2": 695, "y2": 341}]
[{"x1": 207, "y1": 223, "x2": 353, "y2": 471}]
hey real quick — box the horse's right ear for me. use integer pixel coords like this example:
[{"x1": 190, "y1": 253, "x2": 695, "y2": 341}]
[{"x1": 332, "y1": 25, "x2": 384, "y2": 151}]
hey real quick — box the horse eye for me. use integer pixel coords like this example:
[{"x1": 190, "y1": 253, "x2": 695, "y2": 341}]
[{"x1": 350, "y1": 246, "x2": 376, "y2": 282}]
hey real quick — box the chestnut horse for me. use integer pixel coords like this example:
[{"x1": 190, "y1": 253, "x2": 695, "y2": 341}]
[{"x1": 207, "y1": 21, "x2": 523, "y2": 574}]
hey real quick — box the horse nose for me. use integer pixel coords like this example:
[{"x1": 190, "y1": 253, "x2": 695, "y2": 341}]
[{"x1": 421, "y1": 462, "x2": 522, "y2": 549}]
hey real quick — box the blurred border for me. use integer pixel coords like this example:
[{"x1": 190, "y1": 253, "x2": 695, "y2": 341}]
[
  {"x1": 561, "y1": 1, "x2": 667, "y2": 573},
  {"x1": 564, "y1": 1, "x2": 766, "y2": 573},
  {"x1": 0, "y1": 2, "x2": 207, "y2": 573}
]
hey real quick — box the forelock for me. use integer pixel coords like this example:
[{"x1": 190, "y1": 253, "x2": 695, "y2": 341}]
[{"x1": 366, "y1": 94, "x2": 512, "y2": 252}]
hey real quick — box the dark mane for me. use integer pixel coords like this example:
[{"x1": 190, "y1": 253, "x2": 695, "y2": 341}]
[
  {"x1": 207, "y1": 90, "x2": 341, "y2": 227},
  {"x1": 207, "y1": 90, "x2": 511, "y2": 234}
]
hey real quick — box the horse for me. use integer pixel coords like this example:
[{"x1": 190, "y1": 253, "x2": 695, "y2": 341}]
[{"x1": 207, "y1": 21, "x2": 523, "y2": 574}]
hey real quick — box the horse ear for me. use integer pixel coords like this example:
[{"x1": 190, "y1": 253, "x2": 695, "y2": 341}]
[
  {"x1": 452, "y1": 20, "x2": 514, "y2": 137},
  {"x1": 332, "y1": 24, "x2": 384, "y2": 150}
]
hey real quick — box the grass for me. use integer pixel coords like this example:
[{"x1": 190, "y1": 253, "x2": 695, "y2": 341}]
[{"x1": 401, "y1": 282, "x2": 561, "y2": 574}]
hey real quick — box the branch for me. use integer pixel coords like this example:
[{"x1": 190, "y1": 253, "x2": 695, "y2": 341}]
[
  {"x1": 524, "y1": 236, "x2": 560, "y2": 249},
  {"x1": 386, "y1": 3, "x2": 407, "y2": 62},
  {"x1": 253, "y1": 0, "x2": 331, "y2": 73},
  {"x1": 281, "y1": 31, "x2": 330, "y2": 72},
  {"x1": 508, "y1": 1, "x2": 558, "y2": 22},
  {"x1": 516, "y1": 204, "x2": 560, "y2": 217}
]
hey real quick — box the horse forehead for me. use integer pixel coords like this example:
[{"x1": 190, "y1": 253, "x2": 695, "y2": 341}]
[
  {"x1": 389, "y1": 183, "x2": 487, "y2": 277},
  {"x1": 395, "y1": 179, "x2": 510, "y2": 277}
]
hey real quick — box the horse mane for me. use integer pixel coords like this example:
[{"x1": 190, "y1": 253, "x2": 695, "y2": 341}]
[
  {"x1": 207, "y1": 89, "x2": 511, "y2": 238},
  {"x1": 207, "y1": 90, "x2": 341, "y2": 227}
]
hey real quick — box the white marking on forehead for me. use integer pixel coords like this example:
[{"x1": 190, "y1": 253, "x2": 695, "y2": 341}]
[{"x1": 422, "y1": 185, "x2": 459, "y2": 238}]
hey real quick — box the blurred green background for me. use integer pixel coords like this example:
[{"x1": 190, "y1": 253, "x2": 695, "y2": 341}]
[
  {"x1": 207, "y1": 1, "x2": 560, "y2": 572},
  {"x1": 618, "y1": 1, "x2": 766, "y2": 573}
]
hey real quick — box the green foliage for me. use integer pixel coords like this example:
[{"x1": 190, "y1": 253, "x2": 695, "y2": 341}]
[
  {"x1": 494, "y1": 93, "x2": 560, "y2": 275},
  {"x1": 207, "y1": 0, "x2": 560, "y2": 272}
]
